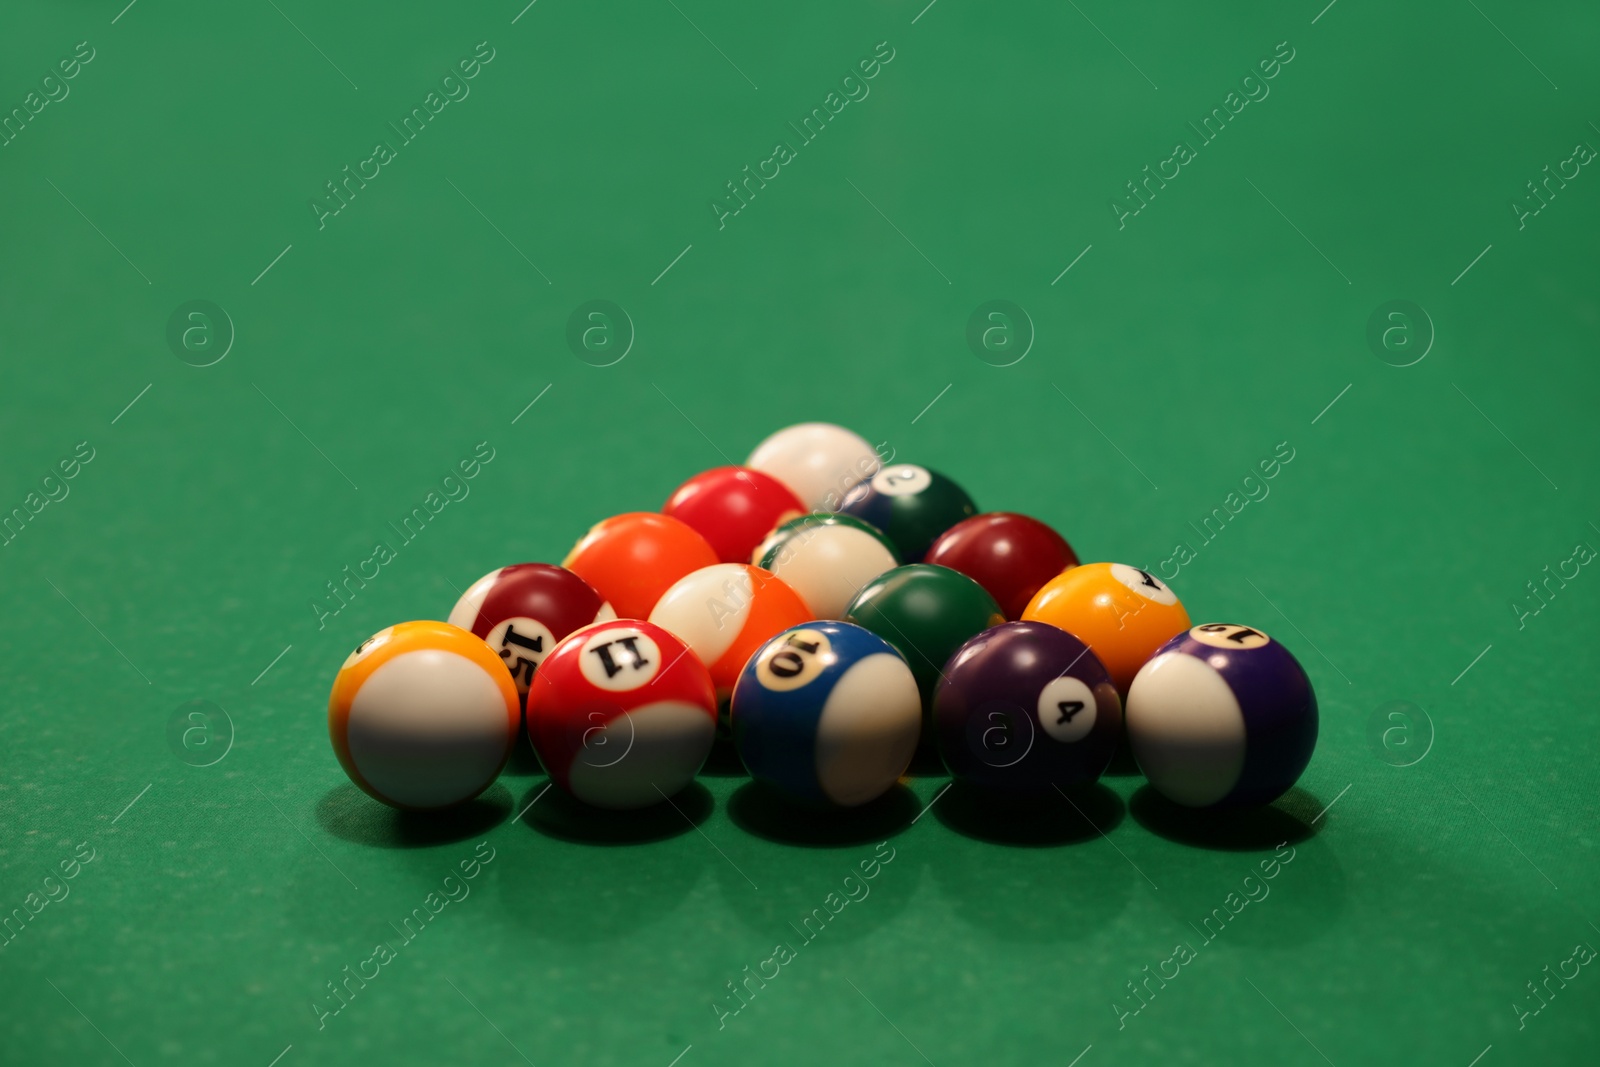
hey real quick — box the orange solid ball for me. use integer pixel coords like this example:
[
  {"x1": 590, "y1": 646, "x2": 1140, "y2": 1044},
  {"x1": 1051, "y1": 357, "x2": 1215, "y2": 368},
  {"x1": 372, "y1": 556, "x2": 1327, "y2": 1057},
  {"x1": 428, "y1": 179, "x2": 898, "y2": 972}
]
[
  {"x1": 563, "y1": 513, "x2": 719, "y2": 620},
  {"x1": 1022, "y1": 562, "x2": 1192, "y2": 693}
]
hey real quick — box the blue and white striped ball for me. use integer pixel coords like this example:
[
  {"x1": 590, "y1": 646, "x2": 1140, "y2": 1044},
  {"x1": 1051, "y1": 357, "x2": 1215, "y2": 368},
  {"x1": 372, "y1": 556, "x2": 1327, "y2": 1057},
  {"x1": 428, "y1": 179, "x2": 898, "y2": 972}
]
[
  {"x1": 1126, "y1": 624, "x2": 1318, "y2": 808},
  {"x1": 730, "y1": 621, "x2": 921, "y2": 807}
]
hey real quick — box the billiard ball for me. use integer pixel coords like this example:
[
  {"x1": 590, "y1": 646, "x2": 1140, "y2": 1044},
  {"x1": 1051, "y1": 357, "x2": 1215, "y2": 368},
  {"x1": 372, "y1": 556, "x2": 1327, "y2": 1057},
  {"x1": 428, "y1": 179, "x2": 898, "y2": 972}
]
[
  {"x1": 745, "y1": 422, "x2": 882, "y2": 511},
  {"x1": 924, "y1": 512, "x2": 1080, "y2": 619},
  {"x1": 934, "y1": 622, "x2": 1121, "y2": 793},
  {"x1": 837, "y1": 463, "x2": 977, "y2": 562},
  {"x1": 328, "y1": 621, "x2": 520, "y2": 810},
  {"x1": 563, "y1": 512, "x2": 719, "y2": 620},
  {"x1": 662, "y1": 466, "x2": 805, "y2": 564},
  {"x1": 447, "y1": 563, "x2": 615, "y2": 706},
  {"x1": 730, "y1": 621, "x2": 920, "y2": 807},
  {"x1": 525, "y1": 619, "x2": 717, "y2": 810},
  {"x1": 1126, "y1": 623, "x2": 1318, "y2": 808},
  {"x1": 843, "y1": 563, "x2": 1006, "y2": 714},
  {"x1": 1022, "y1": 562, "x2": 1191, "y2": 694},
  {"x1": 648, "y1": 563, "x2": 813, "y2": 700},
  {"x1": 754, "y1": 513, "x2": 899, "y2": 619}
]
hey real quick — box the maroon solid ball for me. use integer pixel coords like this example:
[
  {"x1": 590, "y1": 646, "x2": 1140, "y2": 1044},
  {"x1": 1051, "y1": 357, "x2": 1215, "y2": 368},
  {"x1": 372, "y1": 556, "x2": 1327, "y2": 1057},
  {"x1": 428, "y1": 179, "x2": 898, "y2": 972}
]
[
  {"x1": 447, "y1": 564, "x2": 615, "y2": 707},
  {"x1": 924, "y1": 512, "x2": 1079, "y2": 620},
  {"x1": 663, "y1": 466, "x2": 806, "y2": 564}
]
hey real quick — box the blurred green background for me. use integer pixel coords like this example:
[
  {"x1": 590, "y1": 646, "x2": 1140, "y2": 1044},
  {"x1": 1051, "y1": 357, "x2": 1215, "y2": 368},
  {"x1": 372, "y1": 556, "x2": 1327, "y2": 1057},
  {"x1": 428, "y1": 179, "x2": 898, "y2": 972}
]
[{"x1": 1, "y1": 1, "x2": 1596, "y2": 1064}]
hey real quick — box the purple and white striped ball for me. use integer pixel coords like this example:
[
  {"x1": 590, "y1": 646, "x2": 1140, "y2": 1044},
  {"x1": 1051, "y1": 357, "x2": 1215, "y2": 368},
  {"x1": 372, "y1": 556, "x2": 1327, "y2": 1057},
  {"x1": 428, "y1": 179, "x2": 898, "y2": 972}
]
[{"x1": 1125, "y1": 624, "x2": 1318, "y2": 808}]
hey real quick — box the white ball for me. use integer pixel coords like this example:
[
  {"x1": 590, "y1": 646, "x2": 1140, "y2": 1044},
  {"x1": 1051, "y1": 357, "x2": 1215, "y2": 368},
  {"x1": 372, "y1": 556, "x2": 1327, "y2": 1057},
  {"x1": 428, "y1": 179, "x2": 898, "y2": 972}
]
[{"x1": 746, "y1": 422, "x2": 881, "y2": 511}]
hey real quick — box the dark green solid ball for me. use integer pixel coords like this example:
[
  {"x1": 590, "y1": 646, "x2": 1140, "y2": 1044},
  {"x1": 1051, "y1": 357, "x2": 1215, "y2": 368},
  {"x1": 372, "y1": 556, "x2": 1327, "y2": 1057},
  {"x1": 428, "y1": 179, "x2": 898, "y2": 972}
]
[{"x1": 844, "y1": 564, "x2": 1006, "y2": 713}]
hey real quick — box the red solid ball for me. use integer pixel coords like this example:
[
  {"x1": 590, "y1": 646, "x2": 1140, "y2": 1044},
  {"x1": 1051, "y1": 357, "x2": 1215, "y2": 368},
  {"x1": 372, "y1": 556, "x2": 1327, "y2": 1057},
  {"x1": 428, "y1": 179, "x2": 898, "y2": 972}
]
[
  {"x1": 663, "y1": 466, "x2": 805, "y2": 564},
  {"x1": 924, "y1": 512, "x2": 1080, "y2": 620}
]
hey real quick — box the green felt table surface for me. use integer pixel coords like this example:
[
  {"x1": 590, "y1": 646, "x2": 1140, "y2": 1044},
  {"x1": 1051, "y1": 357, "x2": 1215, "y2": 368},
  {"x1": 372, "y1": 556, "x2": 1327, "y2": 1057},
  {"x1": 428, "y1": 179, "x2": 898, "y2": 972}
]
[{"x1": 2, "y1": 1, "x2": 1598, "y2": 1064}]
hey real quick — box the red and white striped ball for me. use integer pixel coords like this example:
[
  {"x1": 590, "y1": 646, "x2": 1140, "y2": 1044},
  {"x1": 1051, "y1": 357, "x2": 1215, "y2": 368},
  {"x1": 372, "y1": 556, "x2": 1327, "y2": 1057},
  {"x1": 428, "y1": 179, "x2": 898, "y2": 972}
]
[
  {"x1": 648, "y1": 564, "x2": 813, "y2": 701},
  {"x1": 525, "y1": 619, "x2": 717, "y2": 810}
]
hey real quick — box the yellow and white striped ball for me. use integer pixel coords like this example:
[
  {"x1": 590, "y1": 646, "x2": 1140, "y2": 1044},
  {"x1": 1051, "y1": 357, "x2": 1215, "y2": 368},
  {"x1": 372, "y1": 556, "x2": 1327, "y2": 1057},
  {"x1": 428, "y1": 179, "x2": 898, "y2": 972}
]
[{"x1": 328, "y1": 621, "x2": 520, "y2": 810}]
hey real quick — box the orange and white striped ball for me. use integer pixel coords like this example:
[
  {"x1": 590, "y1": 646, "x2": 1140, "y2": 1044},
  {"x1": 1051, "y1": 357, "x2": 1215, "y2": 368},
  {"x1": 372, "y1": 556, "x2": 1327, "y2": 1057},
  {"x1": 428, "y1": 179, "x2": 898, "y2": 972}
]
[
  {"x1": 328, "y1": 621, "x2": 520, "y2": 810},
  {"x1": 648, "y1": 564, "x2": 814, "y2": 700}
]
